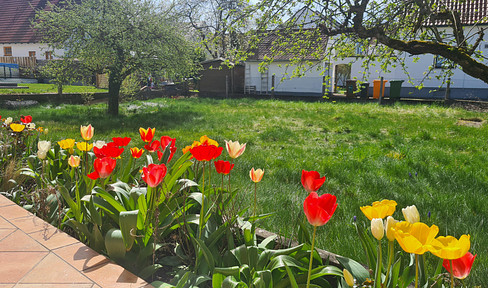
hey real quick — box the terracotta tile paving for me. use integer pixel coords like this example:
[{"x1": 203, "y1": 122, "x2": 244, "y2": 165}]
[{"x1": 0, "y1": 195, "x2": 153, "y2": 288}]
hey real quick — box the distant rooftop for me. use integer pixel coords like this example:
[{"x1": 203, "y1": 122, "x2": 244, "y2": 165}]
[
  {"x1": 431, "y1": 0, "x2": 488, "y2": 25},
  {"x1": 0, "y1": 0, "x2": 61, "y2": 44}
]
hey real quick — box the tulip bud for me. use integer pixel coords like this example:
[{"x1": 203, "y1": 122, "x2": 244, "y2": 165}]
[
  {"x1": 371, "y1": 218, "x2": 384, "y2": 240},
  {"x1": 402, "y1": 205, "x2": 420, "y2": 223},
  {"x1": 38, "y1": 140, "x2": 51, "y2": 153},
  {"x1": 385, "y1": 216, "x2": 398, "y2": 241},
  {"x1": 93, "y1": 140, "x2": 106, "y2": 149},
  {"x1": 37, "y1": 150, "x2": 47, "y2": 160},
  {"x1": 343, "y1": 269, "x2": 354, "y2": 287}
]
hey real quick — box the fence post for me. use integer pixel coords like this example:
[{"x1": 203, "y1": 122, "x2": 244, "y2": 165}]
[
  {"x1": 225, "y1": 75, "x2": 229, "y2": 98},
  {"x1": 271, "y1": 74, "x2": 275, "y2": 99}
]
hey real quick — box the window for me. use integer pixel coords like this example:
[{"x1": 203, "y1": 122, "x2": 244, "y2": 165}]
[
  {"x1": 45, "y1": 51, "x2": 53, "y2": 60},
  {"x1": 29, "y1": 51, "x2": 36, "y2": 58},
  {"x1": 3, "y1": 47, "x2": 12, "y2": 56}
]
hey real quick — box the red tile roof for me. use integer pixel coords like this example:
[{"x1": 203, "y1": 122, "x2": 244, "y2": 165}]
[
  {"x1": 0, "y1": 0, "x2": 61, "y2": 43},
  {"x1": 436, "y1": 0, "x2": 488, "y2": 25}
]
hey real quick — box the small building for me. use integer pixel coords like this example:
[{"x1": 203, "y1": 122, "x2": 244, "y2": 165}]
[{"x1": 198, "y1": 59, "x2": 245, "y2": 97}]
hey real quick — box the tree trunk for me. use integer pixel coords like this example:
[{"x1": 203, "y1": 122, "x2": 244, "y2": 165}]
[
  {"x1": 107, "y1": 71, "x2": 122, "y2": 116},
  {"x1": 57, "y1": 83, "x2": 63, "y2": 96}
]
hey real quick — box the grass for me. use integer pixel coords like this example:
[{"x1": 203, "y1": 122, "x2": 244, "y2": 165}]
[
  {"x1": 1, "y1": 97, "x2": 487, "y2": 285},
  {"x1": 0, "y1": 83, "x2": 107, "y2": 94}
]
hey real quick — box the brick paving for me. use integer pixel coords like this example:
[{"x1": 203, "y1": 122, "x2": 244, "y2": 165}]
[{"x1": 0, "y1": 194, "x2": 153, "y2": 288}]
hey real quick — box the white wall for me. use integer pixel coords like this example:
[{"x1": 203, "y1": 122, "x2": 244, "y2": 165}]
[
  {"x1": 1, "y1": 43, "x2": 63, "y2": 60},
  {"x1": 246, "y1": 60, "x2": 332, "y2": 95}
]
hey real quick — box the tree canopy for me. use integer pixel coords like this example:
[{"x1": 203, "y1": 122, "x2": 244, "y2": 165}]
[
  {"x1": 35, "y1": 0, "x2": 198, "y2": 115},
  {"x1": 240, "y1": 0, "x2": 488, "y2": 85}
]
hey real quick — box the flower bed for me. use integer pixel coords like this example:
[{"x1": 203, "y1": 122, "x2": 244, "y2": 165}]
[{"x1": 0, "y1": 115, "x2": 476, "y2": 288}]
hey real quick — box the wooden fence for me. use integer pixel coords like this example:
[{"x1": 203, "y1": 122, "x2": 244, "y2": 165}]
[{"x1": 0, "y1": 57, "x2": 37, "y2": 68}]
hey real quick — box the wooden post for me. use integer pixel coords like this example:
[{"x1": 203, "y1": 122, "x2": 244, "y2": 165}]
[
  {"x1": 378, "y1": 76, "x2": 384, "y2": 105},
  {"x1": 271, "y1": 74, "x2": 275, "y2": 99},
  {"x1": 225, "y1": 75, "x2": 229, "y2": 98},
  {"x1": 444, "y1": 76, "x2": 451, "y2": 101}
]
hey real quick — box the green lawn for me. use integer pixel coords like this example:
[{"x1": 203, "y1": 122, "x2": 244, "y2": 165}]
[
  {"x1": 1, "y1": 97, "x2": 486, "y2": 285},
  {"x1": 0, "y1": 83, "x2": 107, "y2": 94}
]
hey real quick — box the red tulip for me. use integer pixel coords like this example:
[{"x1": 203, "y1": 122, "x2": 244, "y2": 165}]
[
  {"x1": 93, "y1": 142, "x2": 124, "y2": 158},
  {"x1": 112, "y1": 137, "x2": 131, "y2": 147},
  {"x1": 189, "y1": 144, "x2": 223, "y2": 161},
  {"x1": 303, "y1": 192, "x2": 337, "y2": 226},
  {"x1": 20, "y1": 115, "x2": 32, "y2": 123},
  {"x1": 141, "y1": 163, "x2": 167, "y2": 187},
  {"x1": 139, "y1": 127, "x2": 155, "y2": 143},
  {"x1": 442, "y1": 252, "x2": 476, "y2": 280},
  {"x1": 160, "y1": 136, "x2": 177, "y2": 162},
  {"x1": 130, "y1": 147, "x2": 144, "y2": 158},
  {"x1": 214, "y1": 160, "x2": 234, "y2": 175},
  {"x1": 301, "y1": 170, "x2": 326, "y2": 193},
  {"x1": 144, "y1": 140, "x2": 160, "y2": 152},
  {"x1": 87, "y1": 157, "x2": 117, "y2": 179}
]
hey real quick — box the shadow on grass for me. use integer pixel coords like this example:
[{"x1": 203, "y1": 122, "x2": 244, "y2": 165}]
[{"x1": 33, "y1": 103, "x2": 200, "y2": 134}]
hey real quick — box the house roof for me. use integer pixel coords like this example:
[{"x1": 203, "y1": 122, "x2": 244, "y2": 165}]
[
  {"x1": 247, "y1": 30, "x2": 328, "y2": 61},
  {"x1": 431, "y1": 0, "x2": 488, "y2": 25},
  {"x1": 0, "y1": 0, "x2": 61, "y2": 44}
]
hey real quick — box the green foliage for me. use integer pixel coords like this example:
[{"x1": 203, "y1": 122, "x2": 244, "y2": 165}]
[{"x1": 34, "y1": 0, "x2": 198, "y2": 115}]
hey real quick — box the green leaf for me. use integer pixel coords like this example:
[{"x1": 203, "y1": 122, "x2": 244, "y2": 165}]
[
  {"x1": 194, "y1": 238, "x2": 215, "y2": 272},
  {"x1": 105, "y1": 228, "x2": 126, "y2": 261},
  {"x1": 283, "y1": 261, "x2": 299, "y2": 288},
  {"x1": 258, "y1": 235, "x2": 277, "y2": 250},
  {"x1": 266, "y1": 255, "x2": 304, "y2": 271},
  {"x1": 336, "y1": 255, "x2": 370, "y2": 285},
  {"x1": 119, "y1": 210, "x2": 138, "y2": 251}
]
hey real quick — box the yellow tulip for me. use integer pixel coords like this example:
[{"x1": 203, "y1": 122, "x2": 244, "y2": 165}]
[
  {"x1": 392, "y1": 221, "x2": 439, "y2": 255},
  {"x1": 360, "y1": 199, "x2": 397, "y2": 220},
  {"x1": 385, "y1": 216, "x2": 399, "y2": 242},
  {"x1": 402, "y1": 205, "x2": 420, "y2": 223},
  {"x1": 427, "y1": 235, "x2": 470, "y2": 260},
  {"x1": 343, "y1": 269, "x2": 354, "y2": 287},
  {"x1": 10, "y1": 123, "x2": 25, "y2": 132},
  {"x1": 199, "y1": 135, "x2": 219, "y2": 147},
  {"x1": 58, "y1": 139, "x2": 76, "y2": 150},
  {"x1": 371, "y1": 218, "x2": 384, "y2": 240},
  {"x1": 76, "y1": 141, "x2": 93, "y2": 152}
]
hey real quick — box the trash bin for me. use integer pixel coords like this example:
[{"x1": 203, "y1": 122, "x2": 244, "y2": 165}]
[
  {"x1": 373, "y1": 79, "x2": 387, "y2": 99},
  {"x1": 359, "y1": 83, "x2": 369, "y2": 99},
  {"x1": 389, "y1": 80, "x2": 404, "y2": 99},
  {"x1": 345, "y1": 79, "x2": 357, "y2": 98}
]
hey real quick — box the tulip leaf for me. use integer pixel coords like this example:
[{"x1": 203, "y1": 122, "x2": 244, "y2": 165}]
[
  {"x1": 283, "y1": 261, "x2": 299, "y2": 288},
  {"x1": 336, "y1": 255, "x2": 369, "y2": 284},
  {"x1": 105, "y1": 228, "x2": 126, "y2": 261},
  {"x1": 214, "y1": 266, "x2": 241, "y2": 277},
  {"x1": 194, "y1": 238, "x2": 215, "y2": 272},
  {"x1": 389, "y1": 258, "x2": 401, "y2": 288},
  {"x1": 266, "y1": 255, "x2": 303, "y2": 271},
  {"x1": 89, "y1": 195, "x2": 102, "y2": 226},
  {"x1": 258, "y1": 235, "x2": 277, "y2": 250},
  {"x1": 119, "y1": 210, "x2": 138, "y2": 251}
]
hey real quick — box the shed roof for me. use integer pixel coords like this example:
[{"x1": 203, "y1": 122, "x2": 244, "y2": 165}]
[{"x1": 0, "y1": 0, "x2": 61, "y2": 44}]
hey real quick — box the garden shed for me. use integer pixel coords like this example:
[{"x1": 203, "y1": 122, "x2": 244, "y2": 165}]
[{"x1": 198, "y1": 59, "x2": 244, "y2": 97}]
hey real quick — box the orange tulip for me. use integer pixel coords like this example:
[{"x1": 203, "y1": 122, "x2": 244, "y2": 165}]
[
  {"x1": 68, "y1": 155, "x2": 81, "y2": 168},
  {"x1": 250, "y1": 168, "x2": 264, "y2": 183},
  {"x1": 225, "y1": 140, "x2": 246, "y2": 159},
  {"x1": 139, "y1": 127, "x2": 155, "y2": 143},
  {"x1": 80, "y1": 124, "x2": 94, "y2": 141},
  {"x1": 130, "y1": 147, "x2": 144, "y2": 158}
]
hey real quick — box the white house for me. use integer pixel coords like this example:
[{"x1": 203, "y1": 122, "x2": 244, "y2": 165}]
[
  {"x1": 0, "y1": 0, "x2": 64, "y2": 81},
  {"x1": 245, "y1": 3, "x2": 488, "y2": 100}
]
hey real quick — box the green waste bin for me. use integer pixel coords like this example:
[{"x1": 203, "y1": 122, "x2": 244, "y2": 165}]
[
  {"x1": 359, "y1": 83, "x2": 369, "y2": 99},
  {"x1": 345, "y1": 79, "x2": 357, "y2": 98},
  {"x1": 389, "y1": 80, "x2": 404, "y2": 98}
]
